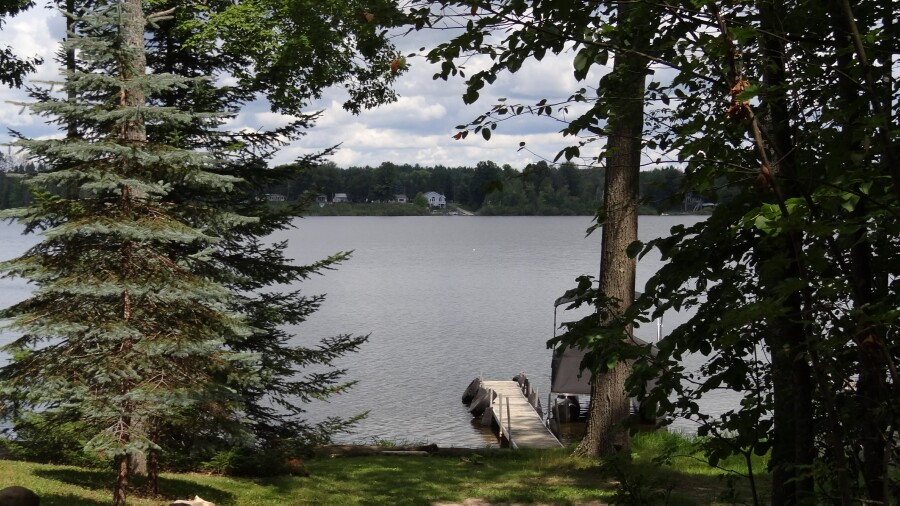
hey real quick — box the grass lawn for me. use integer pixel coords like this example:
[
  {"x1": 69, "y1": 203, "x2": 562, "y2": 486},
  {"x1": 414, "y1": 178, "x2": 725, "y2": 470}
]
[{"x1": 0, "y1": 433, "x2": 768, "y2": 505}]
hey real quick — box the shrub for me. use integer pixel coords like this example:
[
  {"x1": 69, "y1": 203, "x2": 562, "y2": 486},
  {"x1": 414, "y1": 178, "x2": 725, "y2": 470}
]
[{"x1": 3, "y1": 412, "x2": 110, "y2": 468}]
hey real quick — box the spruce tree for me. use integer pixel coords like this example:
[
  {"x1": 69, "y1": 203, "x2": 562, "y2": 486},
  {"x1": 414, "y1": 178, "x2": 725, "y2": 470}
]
[
  {"x1": 1, "y1": 0, "x2": 405, "y2": 500},
  {"x1": 0, "y1": 0, "x2": 254, "y2": 503}
]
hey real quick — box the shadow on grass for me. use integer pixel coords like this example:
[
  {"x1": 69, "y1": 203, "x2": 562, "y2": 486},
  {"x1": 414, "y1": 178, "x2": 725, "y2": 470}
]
[
  {"x1": 305, "y1": 451, "x2": 614, "y2": 505},
  {"x1": 36, "y1": 492, "x2": 108, "y2": 506},
  {"x1": 34, "y1": 468, "x2": 110, "y2": 492},
  {"x1": 301, "y1": 448, "x2": 767, "y2": 506},
  {"x1": 34, "y1": 468, "x2": 235, "y2": 505},
  {"x1": 611, "y1": 458, "x2": 770, "y2": 506}
]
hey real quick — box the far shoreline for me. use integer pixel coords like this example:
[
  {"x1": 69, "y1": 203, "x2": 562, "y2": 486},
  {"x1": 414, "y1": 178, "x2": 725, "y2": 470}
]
[{"x1": 275, "y1": 202, "x2": 713, "y2": 218}]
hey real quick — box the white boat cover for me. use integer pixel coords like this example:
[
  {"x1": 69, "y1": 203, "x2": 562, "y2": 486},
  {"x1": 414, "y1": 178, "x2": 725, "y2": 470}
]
[
  {"x1": 550, "y1": 346, "x2": 593, "y2": 395},
  {"x1": 550, "y1": 336, "x2": 657, "y2": 395}
]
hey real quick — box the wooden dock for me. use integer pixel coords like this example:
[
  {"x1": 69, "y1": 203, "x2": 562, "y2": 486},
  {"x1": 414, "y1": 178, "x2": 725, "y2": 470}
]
[{"x1": 481, "y1": 380, "x2": 563, "y2": 449}]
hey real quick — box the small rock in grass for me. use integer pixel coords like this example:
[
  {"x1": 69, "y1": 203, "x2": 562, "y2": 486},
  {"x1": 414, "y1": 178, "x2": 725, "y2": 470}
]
[{"x1": 169, "y1": 496, "x2": 214, "y2": 506}]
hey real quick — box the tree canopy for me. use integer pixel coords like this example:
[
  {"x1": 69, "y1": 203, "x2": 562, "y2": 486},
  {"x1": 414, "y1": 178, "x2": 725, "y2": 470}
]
[
  {"x1": 0, "y1": 0, "x2": 40, "y2": 87},
  {"x1": 418, "y1": 0, "x2": 899, "y2": 503},
  {"x1": 0, "y1": 0, "x2": 407, "y2": 503}
]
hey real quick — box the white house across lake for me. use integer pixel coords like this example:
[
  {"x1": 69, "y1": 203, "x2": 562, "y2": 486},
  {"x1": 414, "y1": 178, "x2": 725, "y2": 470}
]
[{"x1": 424, "y1": 191, "x2": 446, "y2": 208}]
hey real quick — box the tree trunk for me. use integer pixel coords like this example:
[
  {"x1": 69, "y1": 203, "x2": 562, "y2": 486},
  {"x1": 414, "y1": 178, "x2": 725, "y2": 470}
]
[
  {"x1": 579, "y1": 360, "x2": 632, "y2": 455},
  {"x1": 114, "y1": 454, "x2": 129, "y2": 506},
  {"x1": 66, "y1": 0, "x2": 76, "y2": 139},
  {"x1": 575, "y1": 0, "x2": 647, "y2": 458},
  {"x1": 120, "y1": 0, "x2": 147, "y2": 143},
  {"x1": 763, "y1": 310, "x2": 813, "y2": 506},
  {"x1": 148, "y1": 448, "x2": 160, "y2": 495},
  {"x1": 828, "y1": 1, "x2": 890, "y2": 501},
  {"x1": 112, "y1": 0, "x2": 147, "y2": 503},
  {"x1": 755, "y1": 2, "x2": 815, "y2": 503},
  {"x1": 852, "y1": 221, "x2": 889, "y2": 504}
]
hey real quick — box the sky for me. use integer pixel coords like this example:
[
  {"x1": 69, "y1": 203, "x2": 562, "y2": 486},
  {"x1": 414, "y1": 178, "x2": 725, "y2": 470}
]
[{"x1": 0, "y1": 5, "x2": 614, "y2": 170}]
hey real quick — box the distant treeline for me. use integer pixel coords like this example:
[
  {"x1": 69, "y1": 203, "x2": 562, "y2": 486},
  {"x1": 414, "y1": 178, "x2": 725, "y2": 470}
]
[
  {"x1": 268, "y1": 160, "x2": 734, "y2": 215},
  {"x1": 0, "y1": 154, "x2": 41, "y2": 209},
  {"x1": 0, "y1": 155, "x2": 737, "y2": 214}
]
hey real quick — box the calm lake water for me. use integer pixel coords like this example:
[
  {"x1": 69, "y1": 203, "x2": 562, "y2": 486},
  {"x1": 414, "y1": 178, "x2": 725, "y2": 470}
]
[{"x1": 0, "y1": 215, "x2": 733, "y2": 447}]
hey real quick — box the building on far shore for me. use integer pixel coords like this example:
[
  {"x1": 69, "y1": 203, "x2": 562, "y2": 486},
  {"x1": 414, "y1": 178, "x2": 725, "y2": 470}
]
[
  {"x1": 333, "y1": 193, "x2": 349, "y2": 203},
  {"x1": 394, "y1": 194, "x2": 408, "y2": 203},
  {"x1": 424, "y1": 191, "x2": 446, "y2": 209}
]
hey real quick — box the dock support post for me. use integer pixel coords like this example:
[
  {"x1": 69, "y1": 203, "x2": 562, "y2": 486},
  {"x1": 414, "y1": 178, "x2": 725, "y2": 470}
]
[
  {"x1": 529, "y1": 387, "x2": 540, "y2": 415},
  {"x1": 498, "y1": 393, "x2": 503, "y2": 439},
  {"x1": 506, "y1": 396, "x2": 512, "y2": 446}
]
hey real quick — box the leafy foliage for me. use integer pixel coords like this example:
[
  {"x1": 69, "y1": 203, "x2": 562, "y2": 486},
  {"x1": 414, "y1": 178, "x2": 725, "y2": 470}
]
[
  {"x1": 0, "y1": 0, "x2": 40, "y2": 88},
  {"x1": 171, "y1": 0, "x2": 406, "y2": 114},
  {"x1": 418, "y1": 0, "x2": 899, "y2": 503}
]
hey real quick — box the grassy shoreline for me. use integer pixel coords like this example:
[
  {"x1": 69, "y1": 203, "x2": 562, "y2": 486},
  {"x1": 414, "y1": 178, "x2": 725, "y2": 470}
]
[{"x1": 0, "y1": 433, "x2": 768, "y2": 505}]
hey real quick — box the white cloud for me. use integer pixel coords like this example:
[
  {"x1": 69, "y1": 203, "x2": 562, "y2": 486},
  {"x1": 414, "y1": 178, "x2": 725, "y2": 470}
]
[
  {"x1": 388, "y1": 95, "x2": 447, "y2": 121},
  {"x1": 0, "y1": 8, "x2": 62, "y2": 62},
  {"x1": 0, "y1": 8, "x2": 613, "y2": 171},
  {"x1": 251, "y1": 111, "x2": 302, "y2": 129}
]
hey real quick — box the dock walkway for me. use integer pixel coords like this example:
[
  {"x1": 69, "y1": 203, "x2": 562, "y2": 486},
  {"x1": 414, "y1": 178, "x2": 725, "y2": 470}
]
[{"x1": 482, "y1": 380, "x2": 562, "y2": 449}]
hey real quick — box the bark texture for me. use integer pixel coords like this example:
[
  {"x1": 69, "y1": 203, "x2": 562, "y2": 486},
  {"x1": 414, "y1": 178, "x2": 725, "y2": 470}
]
[
  {"x1": 829, "y1": 1, "x2": 889, "y2": 502},
  {"x1": 756, "y1": 2, "x2": 815, "y2": 503},
  {"x1": 575, "y1": 0, "x2": 647, "y2": 457},
  {"x1": 114, "y1": 0, "x2": 147, "y2": 503},
  {"x1": 114, "y1": 454, "x2": 129, "y2": 506}
]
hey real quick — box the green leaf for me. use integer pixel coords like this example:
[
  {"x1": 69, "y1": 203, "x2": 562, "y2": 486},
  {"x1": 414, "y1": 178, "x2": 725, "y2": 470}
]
[
  {"x1": 753, "y1": 214, "x2": 771, "y2": 233},
  {"x1": 606, "y1": 355, "x2": 619, "y2": 370},
  {"x1": 626, "y1": 240, "x2": 644, "y2": 258},
  {"x1": 841, "y1": 193, "x2": 859, "y2": 212},
  {"x1": 737, "y1": 84, "x2": 759, "y2": 101},
  {"x1": 573, "y1": 48, "x2": 592, "y2": 80},
  {"x1": 482, "y1": 128, "x2": 491, "y2": 141}
]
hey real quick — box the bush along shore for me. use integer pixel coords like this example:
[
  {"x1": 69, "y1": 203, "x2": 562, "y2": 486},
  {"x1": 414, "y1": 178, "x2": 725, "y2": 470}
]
[{"x1": 0, "y1": 432, "x2": 769, "y2": 505}]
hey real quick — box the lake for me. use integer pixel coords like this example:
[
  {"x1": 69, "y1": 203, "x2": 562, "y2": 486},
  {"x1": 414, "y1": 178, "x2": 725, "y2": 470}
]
[
  {"x1": 0, "y1": 215, "x2": 730, "y2": 447},
  {"x1": 272, "y1": 215, "x2": 725, "y2": 445}
]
